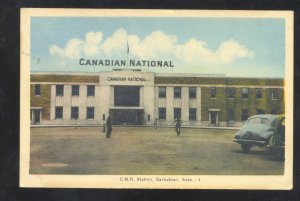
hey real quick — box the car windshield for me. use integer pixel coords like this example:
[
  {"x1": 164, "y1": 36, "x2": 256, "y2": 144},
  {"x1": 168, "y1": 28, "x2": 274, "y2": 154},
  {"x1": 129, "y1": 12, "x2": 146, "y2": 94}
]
[{"x1": 247, "y1": 117, "x2": 269, "y2": 125}]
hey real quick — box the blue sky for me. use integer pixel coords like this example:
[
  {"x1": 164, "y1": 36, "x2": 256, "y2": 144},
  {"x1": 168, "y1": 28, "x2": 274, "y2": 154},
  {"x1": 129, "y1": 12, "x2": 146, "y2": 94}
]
[{"x1": 30, "y1": 17, "x2": 285, "y2": 77}]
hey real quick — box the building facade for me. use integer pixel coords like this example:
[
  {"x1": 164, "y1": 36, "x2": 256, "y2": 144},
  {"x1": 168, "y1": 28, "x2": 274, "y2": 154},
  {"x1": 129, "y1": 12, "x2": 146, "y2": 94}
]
[{"x1": 30, "y1": 70, "x2": 284, "y2": 127}]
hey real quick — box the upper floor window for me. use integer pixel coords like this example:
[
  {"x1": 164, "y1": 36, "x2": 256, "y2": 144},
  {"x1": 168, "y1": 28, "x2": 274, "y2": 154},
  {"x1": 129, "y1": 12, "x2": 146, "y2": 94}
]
[
  {"x1": 241, "y1": 88, "x2": 249, "y2": 99},
  {"x1": 210, "y1": 87, "x2": 216, "y2": 98},
  {"x1": 35, "y1": 84, "x2": 41, "y2": 96},
  {"x1": 56, "y1": 85, "x2": 64, "y2": 96},
  {"x1": 270, "y1": 89, "x2": 278, "y2": 99},
  {"x1": 189, "y1": 87, "x2": 196, "y2": 99},
  {"x1": 87, "y1": 85, "x2": 95, "y2": 96},
  {"x1": 227, "y1": 88, "x2": 236, "y2": 98},
  {"x1": 159, "y1": 87, "x2": 166, "y2": 98},
  {"x1": 255, "y1": 88, "x2": 263, "y2": 99},
  {"x1": 72, "y1": 85, "x2": 79, "y2": 96},
  {"x1": 174, "y1": 87, "x2": 181, "y2": 98}
]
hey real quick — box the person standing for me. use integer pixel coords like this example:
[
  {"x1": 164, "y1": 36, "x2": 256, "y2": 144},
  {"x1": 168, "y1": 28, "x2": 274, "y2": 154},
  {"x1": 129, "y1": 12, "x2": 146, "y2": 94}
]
[
  {"x1": 106, "y1": 115, "x2": 112, "y2": 138},
  {"x1": 174, "y1": 117, "x2": 182, "y2": 136}
]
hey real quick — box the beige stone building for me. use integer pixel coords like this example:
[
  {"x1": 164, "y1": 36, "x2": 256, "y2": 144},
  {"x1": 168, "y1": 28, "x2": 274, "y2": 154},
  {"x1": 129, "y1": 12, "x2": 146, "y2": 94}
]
[{"x1": 30, "y1": 69, "x2": 284, "y2": 127}]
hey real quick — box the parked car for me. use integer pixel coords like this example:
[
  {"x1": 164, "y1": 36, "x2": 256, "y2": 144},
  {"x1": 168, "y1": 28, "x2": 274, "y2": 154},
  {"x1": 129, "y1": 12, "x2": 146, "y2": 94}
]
[
  {"x1": 233, "y1": 114, "x2": 279, "y2": 153},
  {"x1": 267, "y1": 114, "x2": 285, "y2": 160}
]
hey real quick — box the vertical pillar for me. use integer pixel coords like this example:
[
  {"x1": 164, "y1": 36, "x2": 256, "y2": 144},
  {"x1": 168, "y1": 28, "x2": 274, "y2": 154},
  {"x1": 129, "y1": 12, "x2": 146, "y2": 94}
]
[
  {"x1": 63, "y1": 85, "x2": 71, "y2": 120},
  {"x1": 50, "y1": 85, "x2": 56, "y2": 120},
  {"x1": 181, "y1": 87, "x2": 189, "y2": 124},
  {"x1": 154, "y1": 86, "x2": 159, "y2": 122},
  {"x1": 79, "y1": 85, "x2": 87, "y2": 120},
  {"x1": 197, "y1": 87, "x2": 201, "y2": 122},
  {"x1": 143, "y1": 86, "x2": 155, "y2": 125},
  {"x1": 166, "y1": 86, "x2": 174, "y2": 125}
]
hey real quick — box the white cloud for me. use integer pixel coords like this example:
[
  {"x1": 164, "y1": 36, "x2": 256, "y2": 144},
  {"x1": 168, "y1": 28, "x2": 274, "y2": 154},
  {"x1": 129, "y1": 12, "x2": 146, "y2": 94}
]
[
  {"x1": 49, "y1": 29, "x2": 254, "y2": 65},
  {"x1": 84, "y1": 32, "x2": 103, "y2": 56},
  {"x1": 49, "y1": 44, "x2": 64, "y2": 57},
  {"x1": 102, "y1": 29, "x2": 127, "y2": 56},
  {"x1": 216, "y1": 39, "x2": 254, "y2": 64}
]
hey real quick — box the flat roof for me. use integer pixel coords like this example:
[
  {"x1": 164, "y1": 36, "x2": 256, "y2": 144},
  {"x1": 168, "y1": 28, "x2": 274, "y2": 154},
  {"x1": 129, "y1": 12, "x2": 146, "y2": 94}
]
[{"x1": 30, "y1": 70, "x2": 284, "y2": 80}]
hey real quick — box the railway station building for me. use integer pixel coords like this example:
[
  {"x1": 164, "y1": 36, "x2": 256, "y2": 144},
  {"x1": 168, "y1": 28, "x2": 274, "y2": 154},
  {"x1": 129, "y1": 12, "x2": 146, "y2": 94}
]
[{"x1": 30, "y1": 69, "x2": 284, "y2": 127}]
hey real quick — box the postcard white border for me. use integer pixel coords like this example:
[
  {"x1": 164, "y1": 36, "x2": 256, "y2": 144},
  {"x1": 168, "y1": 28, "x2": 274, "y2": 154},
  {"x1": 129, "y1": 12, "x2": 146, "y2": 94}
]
[{"x1": 20, "y1": 8, "x2": 293, "y2": 189}]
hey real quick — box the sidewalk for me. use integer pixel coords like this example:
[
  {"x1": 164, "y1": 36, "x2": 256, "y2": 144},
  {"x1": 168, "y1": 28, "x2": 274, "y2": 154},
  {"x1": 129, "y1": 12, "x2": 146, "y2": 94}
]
[{"x1": 30, "y1": 124, "x2": 242, "y2": 130}]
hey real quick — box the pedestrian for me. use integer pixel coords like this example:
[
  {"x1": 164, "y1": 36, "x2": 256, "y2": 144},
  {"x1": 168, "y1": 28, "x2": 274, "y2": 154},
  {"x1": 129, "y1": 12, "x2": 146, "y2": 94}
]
[
  {"x1": 106, "y1": 115, "x2": 112, "y2": 138},
  {"x1": 155, "y1": 118, "x2": 158, "y2": 129},
  {"x1": 174, "y1": 117, "x2": 182, "y2": 136}
]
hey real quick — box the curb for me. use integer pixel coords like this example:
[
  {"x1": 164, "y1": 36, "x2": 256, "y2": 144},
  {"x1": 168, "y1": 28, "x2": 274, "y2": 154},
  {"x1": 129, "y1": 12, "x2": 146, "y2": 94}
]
[{"x1": 30, "y1": 125, "x2": 242, "y2": 130}]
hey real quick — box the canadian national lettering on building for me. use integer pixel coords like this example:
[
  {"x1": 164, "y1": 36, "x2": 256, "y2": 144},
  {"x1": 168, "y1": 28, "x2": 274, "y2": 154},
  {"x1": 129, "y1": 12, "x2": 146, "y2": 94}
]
[{"x1": 30, "y1": 69, "x2": 284, "y2": 127}]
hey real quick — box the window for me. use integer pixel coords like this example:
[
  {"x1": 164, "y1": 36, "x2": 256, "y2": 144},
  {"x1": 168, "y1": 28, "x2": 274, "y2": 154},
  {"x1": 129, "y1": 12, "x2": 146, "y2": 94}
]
[
  {"x1": 210, "y1": 87, "x2": 216, "y2": 98},
  {"x1": 248, "y1": 117, "x2": 268, "y2": 125},
  {"x1": 256, "y1": 109, "x2": 265, "y2": 114},
  {"x1": 102, "y1": 114, "x2": 105, "y2": 121},
  {"x1": 87, "y1": 107, "x2": 94, "y2": 119},
  {"x1": 241, "y1": 109, "x2": 249, "y2": 121},
  {"x1": 189, "y1": 108, "x2": 197, "y2": 120},
  {"x1": 35, "y1": 84, "x2": 41, "y2": 96},
  {"x1": 56, "y1": 85, "x2": 64, "y2": 96},
  {"x1": 270, "y1": 109, "x2": 277, "y2": 114},
  {"x1": 72, "y1": 85, "x2": 79, "y2": 96},
  {"x1": 189, "y1": 87, "x2": 196, "y2": 99},
  {"x1": 55, "y1": 107, "x2": 63, "y2": 119},
  {"x1": 270, "y1": 89, "x2": 278, "y2": 99},
  {"x1": 159, "y1": 108, "x2": 166, "y2": 120},
  {"x1": 114, "y1": 86, "x2": 140, "y2": 106},
  {"x1": 174, "y1": 108, "x2": 181, "y2": 119},
  {"x1": 71, "y1": 107, "x2": 79, "y2": 119},
  {"x1": 148, "y1": 115, "x2": 150, "y2": 121},
  {"x1": 241, "y1": 88, "x2": 249, "y2": 99},
  {"x1": 226, "y1": 88, "x2": 236, "y2": 98},
  {"x1": 87, "y1": 85, "x2": 95, "y2": 96},
  {"x1": 255, "y1": 88, "x2": 263, "y2": 99},
  {"x1": 174, "y1": 87, "x2": 181, "y2": 98},
  {"x1": 227, "y1": 108, "x2": 234, "y2": 121},
  {"x1": 158, "y1": 87, "x2": 166, "y2": 98}
]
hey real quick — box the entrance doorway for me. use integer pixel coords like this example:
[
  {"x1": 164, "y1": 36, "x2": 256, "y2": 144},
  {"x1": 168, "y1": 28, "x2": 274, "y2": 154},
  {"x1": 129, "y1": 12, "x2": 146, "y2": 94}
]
[
  {"x1": 31, "y1": 109, "x2": 41, "y2": 124},
  {"x1": 209, "y1": 110, "x2": 219, "y2": 126},
  {"x1": 110, "y1": 109, "x2": 144, "y2": 125}
]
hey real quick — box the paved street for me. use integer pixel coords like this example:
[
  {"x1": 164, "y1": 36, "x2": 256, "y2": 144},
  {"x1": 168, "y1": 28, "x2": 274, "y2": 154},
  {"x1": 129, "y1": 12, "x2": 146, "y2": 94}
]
[{"x1": 30, "y1": 127, "x2": 284, "y2": 175}]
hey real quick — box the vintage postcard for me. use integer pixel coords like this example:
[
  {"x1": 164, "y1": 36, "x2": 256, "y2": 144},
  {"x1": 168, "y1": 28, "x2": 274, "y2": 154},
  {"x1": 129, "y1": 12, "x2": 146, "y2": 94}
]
[{"x1": 20, "y1": 9, "x2": 293, "y2": 189}]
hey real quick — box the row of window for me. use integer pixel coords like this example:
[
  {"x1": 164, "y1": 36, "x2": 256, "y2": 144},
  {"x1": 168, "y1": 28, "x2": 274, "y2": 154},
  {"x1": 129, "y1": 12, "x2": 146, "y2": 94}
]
[
  {"x1": 158, "y1": 87, "x2": 279, "y2": 99},
  {"x1": 213, "y1": 87, "x2": 278, "y2": 99},
  {"x1": 35, "y1": 84, "x2": 279, "y2": 100},
  {"x1": 159, "y1": 87, "x2": 196, "y2": 98},
  {"x1": 228, "y1": 108, "x2": 277, "y2": 121},
  {"x1": 55, "y1": 106, "x2": 95, "y2": 119},
  {"x1": 158, "y1": 108, "x2": 278, "y2": 121},
  {"x1": 56, "y1": 85, "x2": 95, "y2": 96},
  {"x1": 34, "y1": 85, "x2": 96, "y2": 96},
  {"x1": 158, "y1": 108, "x2": 197, "y2": 120}
]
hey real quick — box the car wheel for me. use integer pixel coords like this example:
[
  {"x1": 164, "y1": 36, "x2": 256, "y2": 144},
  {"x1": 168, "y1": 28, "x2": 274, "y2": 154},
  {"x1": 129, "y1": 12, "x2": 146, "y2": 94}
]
[
  {"x1": 276, "y1": 149, "x2": 285, "y2": 161},
  {"x1": 241, "y1": 144, "x2": 251, "y2": 153}
]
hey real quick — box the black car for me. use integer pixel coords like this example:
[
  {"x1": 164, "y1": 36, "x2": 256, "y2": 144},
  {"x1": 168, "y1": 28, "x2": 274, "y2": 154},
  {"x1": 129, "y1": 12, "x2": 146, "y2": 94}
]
[
  {"x1": 233, "y1": 114, "x2": 278, "y2": 153},
  {"x1": 267, "y1": 114, "x2": 285, "y2": 160}
]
